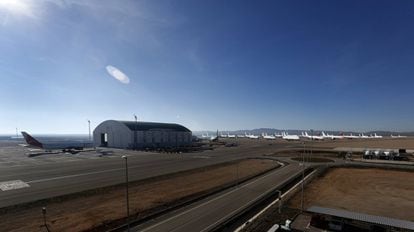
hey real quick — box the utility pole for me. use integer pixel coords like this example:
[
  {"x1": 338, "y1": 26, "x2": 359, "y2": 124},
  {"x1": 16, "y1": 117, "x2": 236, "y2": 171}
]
[
  {"x1": 276, "y1": 190, "x2": 282, "y2": 214},
  {"x1": 87, "y1": 120, "x2": 91, "y2": 141},
  {"x1": 310, "y1": 129, "x2": 314, "y2": 163},
  {"x1": 122, "y1": 155, "x2": 130, "y2": 231},
  {"x1": 134, "y1": 114, "x2": 137, "y2": 150},
  {"x1": 42, "y1": 207, "x2": 50, "y2": 232},
  {"x1": 301, "y1": 142, "x2": 305, "y2": 212},
  {"x1": 236, "y1": 161, "x2": 239, "y2": 188}
]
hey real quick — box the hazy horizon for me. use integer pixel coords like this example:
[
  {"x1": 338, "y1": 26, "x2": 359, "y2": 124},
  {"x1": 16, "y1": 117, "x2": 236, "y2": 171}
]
[{"x1": 1, "y1": 127, "x2": 413, "y2": 136}]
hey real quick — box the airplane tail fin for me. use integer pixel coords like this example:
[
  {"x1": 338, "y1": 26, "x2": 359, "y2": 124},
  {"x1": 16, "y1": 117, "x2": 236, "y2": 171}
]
[{"x1": 21, "y1": 131, "x2": 43, "y2": 148}]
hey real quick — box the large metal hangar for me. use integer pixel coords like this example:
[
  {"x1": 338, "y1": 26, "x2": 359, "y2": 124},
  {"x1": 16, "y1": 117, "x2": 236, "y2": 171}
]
[{"x1": 93, "y1": 120, "x2": 192, "y2": 149}]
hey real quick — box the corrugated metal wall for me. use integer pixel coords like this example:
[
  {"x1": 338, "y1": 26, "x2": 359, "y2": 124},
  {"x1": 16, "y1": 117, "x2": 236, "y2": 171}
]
[{"x1": 93, "y1": 120, "x2": 192, "y2": 149}]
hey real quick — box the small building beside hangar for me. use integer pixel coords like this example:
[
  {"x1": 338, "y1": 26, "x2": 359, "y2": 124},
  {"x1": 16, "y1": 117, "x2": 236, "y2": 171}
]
[{"x1": 93, "y1": 120, "x2": 192, "y2": 149}]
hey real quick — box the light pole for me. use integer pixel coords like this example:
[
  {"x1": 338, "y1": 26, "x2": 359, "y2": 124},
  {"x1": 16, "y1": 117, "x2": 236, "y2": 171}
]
[
  {"x1": 42, "y1": 207, "x2": 50, "y2": 232},
  {"x1": 276, "y1": 190, "x2": 282, "y2": 214},
  {"x1": 87, "y1": 120, "x2": 91, "y2": 141},
  {"x1": 310, "y1": 129, "x2": 314, "y2": 163},
  {"x1": 301, "y1": 142, "x2": 305, "y2": 212},
  {"x1": 134, "y1": 114, "x2": 137, "y2": 150},
  {"x1": 236, "y1": 161, "x2": 239, "y2": 188},
  {"x1": 122, "y1": 155, "x2": 130, "y2": 231}
]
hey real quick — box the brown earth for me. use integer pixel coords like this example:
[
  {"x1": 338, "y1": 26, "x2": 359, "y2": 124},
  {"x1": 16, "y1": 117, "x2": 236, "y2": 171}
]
[
  {"x1": 312, "y1": 138, "x2": 414, "y2": 150},
  {"x1": 288, "y1": 167, "x2": 414, "y2": 221},
  {"x1": 290, "y1": 157, "x2": 334, "y2": 163},
  {"x1": 0, "y1": 159, "x2": 278, "y2": 232}
]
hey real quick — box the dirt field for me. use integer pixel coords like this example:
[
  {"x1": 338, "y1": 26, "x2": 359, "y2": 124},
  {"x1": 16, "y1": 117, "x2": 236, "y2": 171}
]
[
  {"x1": 289, "y1": 167, "x2": 414, "y2": 221},
  {"x1": 290, "y1": 157, "x2": 334, "y2": 163},
  {"x1": 0, "y1": 159, "x2": 278, "y2": 232},
  {"x1": 312, "y1": 138, "x2": 414, "y2": 150}
]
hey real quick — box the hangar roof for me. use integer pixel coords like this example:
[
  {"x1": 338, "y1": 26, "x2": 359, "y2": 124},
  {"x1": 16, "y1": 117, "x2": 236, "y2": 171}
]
[
  {"x1": 118, "y1": 121, "x2": 191, "y2": 132},
  {"x1": 307, "y1": 206, "x2": 414, "y2": 230}
]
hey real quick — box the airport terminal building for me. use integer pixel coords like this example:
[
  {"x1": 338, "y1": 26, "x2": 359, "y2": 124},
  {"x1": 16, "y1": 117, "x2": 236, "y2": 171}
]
[{"x1": 93, "y1": 120, "x2": 192, "y2": 149}]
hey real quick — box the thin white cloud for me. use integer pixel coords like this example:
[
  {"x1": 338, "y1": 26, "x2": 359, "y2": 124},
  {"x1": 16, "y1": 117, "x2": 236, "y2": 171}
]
[
  {"x1": 0, "y1": 0, "x2": 38, "y2": 22},
  {"x1": 106, "y1": 65, "x2": 130, "y2": 84}
]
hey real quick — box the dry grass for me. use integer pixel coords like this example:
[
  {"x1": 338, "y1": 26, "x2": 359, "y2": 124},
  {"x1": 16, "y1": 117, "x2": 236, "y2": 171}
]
[
  {"x1": 0, "y1": 159, "x2": 278, "y2": 232},
  {"x1": 289, "y1": 167, "x2": 414, "y2": 221}
]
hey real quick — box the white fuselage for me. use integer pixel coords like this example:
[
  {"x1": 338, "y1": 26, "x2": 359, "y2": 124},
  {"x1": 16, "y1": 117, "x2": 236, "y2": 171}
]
[
  {"x1": 391, "y1": 134, "x2": 407, "y2": 138},
  {"x1": 301, "y1": 132, "x2": 324, "y2": 140},
  {"x1": 282, "y1": 132, "x2": 300, "y2": 141},
  {"x1": 262, "y1": 133, "x2": 276, "y2": 140},
  {"x1": 370, "y1": 133, "x2": 383, "y2": 138},
  {"x1": 322, "y1": 132, "x2": 344, "y2": 140},
  {"x1": 344, "y1": 133, "x2": 359, "y2": 139}
]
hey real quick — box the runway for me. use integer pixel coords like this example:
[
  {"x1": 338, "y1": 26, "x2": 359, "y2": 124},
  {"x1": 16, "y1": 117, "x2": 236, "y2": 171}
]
[
  {"x1": 133, "y1": 163, "x2": 304, "y2": 232},
  {"x1": 0, "y1": 141, "x2": 300, "y2": 208}
]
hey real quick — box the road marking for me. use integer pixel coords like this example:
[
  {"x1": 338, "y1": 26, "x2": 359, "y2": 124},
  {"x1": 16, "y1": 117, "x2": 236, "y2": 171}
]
[
  {"x1": 24, "y1": 163, "x2": 158, "y2": 184},
  {"x1": 25, "y1": 167, "x2": 130, "y2": 184},
  {"x1": 191, "y1": 156, "x2": 210, "y2": 159},
  {"x1": 0, "y1": 180, "x2": 30, "y2": 191},
  {"x1": 140, "y1": 165, "x2": 295, "y2": 232}
]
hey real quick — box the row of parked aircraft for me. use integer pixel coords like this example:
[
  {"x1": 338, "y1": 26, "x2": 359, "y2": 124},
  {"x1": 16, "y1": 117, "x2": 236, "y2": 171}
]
[
  {"x1": 201, "y1": 131, "x2": 407, "y2": 141},
  {"x1": 201, "y1": 132, "x2": 301, "y2": 141}
]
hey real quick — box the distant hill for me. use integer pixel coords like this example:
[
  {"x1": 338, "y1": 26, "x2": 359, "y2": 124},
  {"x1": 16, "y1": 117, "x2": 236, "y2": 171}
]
[{"x1": 193, "y1": 129, "x2": 414, "y2": 136}]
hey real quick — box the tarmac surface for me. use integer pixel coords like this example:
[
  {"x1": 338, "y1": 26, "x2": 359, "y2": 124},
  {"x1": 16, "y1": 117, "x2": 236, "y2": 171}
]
[
  {"x1": 0, "y1": 139, "x2": 302, "y2": 208},
  {"x1": 0, "y1": 137, "x2": 411, "y2": 232}
]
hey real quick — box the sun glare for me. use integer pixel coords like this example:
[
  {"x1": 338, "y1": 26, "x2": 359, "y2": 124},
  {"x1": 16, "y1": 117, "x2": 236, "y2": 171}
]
[{"x1": 0, "y1": 0, "x2": 33, "y2": 17}]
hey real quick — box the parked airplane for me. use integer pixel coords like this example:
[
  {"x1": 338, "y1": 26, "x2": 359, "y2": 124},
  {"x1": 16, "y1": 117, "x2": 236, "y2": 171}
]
[
  {"x1": 227, "y1": 132, "x2": 236, "y2": 138},
  {"x1": 301, "y1": 132, "x2": 324, "y2": 140},
  {"x1": 201, "y1": 132, "x2": 210, "y2": 138},
  {"x1": 219, "y1": 132, "x2": 228, "y2": 138},
  {"x1": 282, "y1": 132, "x2": 300, "y2": 141},
  {"x1": 343, "y1": 133, "x2": 359, "y2": 139},
  {"x1": 249, "y1": 134, "x2": 259, "y2": 139},
  {"x1": 322, "y1": 132, "x2": 344, "y2": 140},
  {"x1": 274, "y1": 133, "x2": 283, "y2": 138},
  {"x1": 262, "y1": 133, "x2": 276, "y2": 140},
  {"x1": 245, "y1": 132, "x2": 259, "y2": 139},
  {"x1": 359, "y1": 133, "x2": 370, "y2": 139},
  {"x1": 370, "y1": 133, "x2": 383, "y2": 139},
  {"x1": 236, "y1": 133, "x2": 246, "y2": 138},
  {"x1": 201, "y1": 132, "x2": 218, "y2": 141},
  {"x1": 21, "y1": 132, "x2": 93, "y2": 153},
  {"x1": 209, "y1": 135, "x2": 218, "y2": 141},
  {"x1": 391, "y1": 134, "x2": 407, "y2": 138}
]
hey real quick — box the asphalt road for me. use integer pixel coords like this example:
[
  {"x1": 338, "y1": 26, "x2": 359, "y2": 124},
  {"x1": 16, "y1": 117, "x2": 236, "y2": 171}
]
[
  {"x1": 0, "y1": 140, "x2": 301, "y2": 208},
  {"x1": 133, "y1": 163, "x2": 304, "y2": 232}
]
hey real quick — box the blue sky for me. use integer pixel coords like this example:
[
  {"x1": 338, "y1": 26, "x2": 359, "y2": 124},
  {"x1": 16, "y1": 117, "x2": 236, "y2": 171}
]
[{"x1": 1, "y1": 0, "x2": 414, "y2": 134}]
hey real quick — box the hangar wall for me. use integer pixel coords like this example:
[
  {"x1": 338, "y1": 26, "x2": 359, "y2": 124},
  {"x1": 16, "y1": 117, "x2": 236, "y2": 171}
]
[{"x1": 93, "y1": 120, "x2": 192, "y2": 149}]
